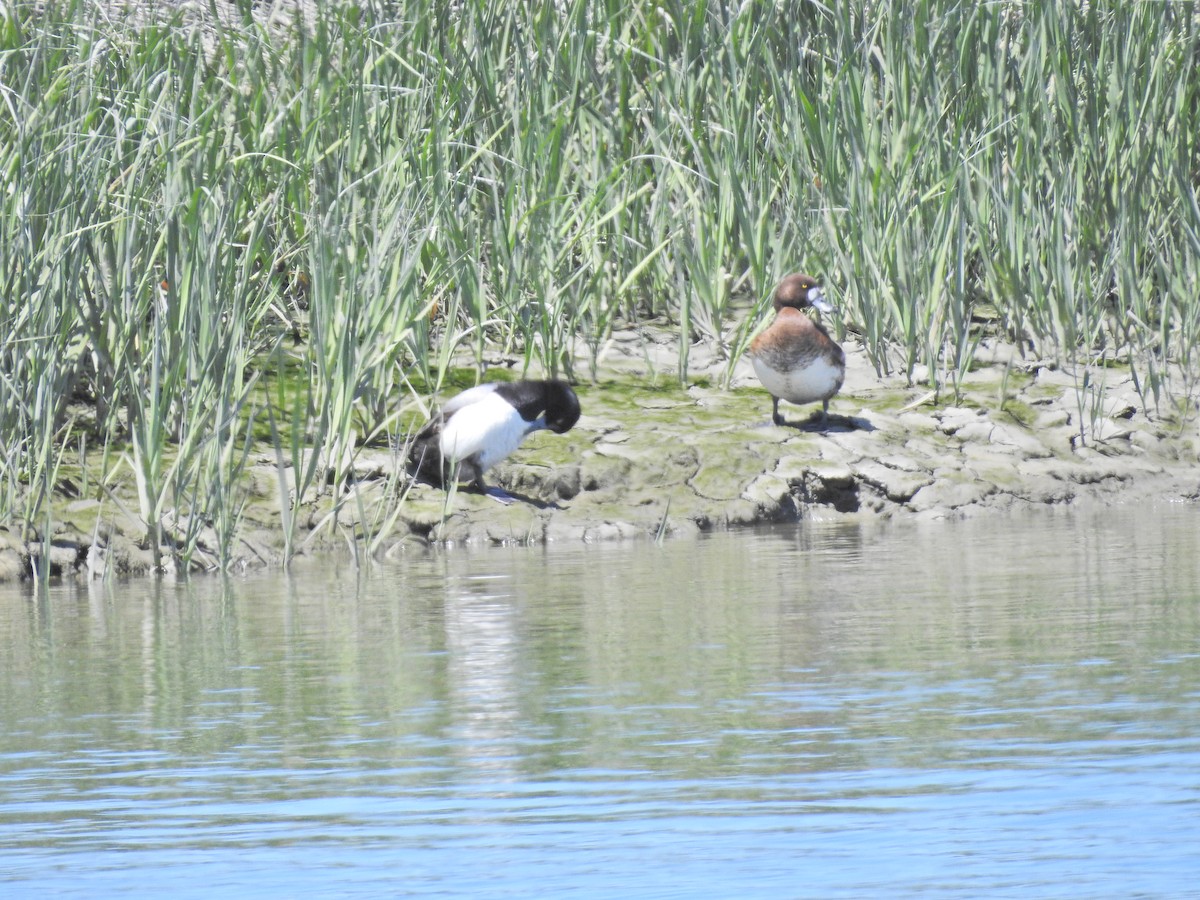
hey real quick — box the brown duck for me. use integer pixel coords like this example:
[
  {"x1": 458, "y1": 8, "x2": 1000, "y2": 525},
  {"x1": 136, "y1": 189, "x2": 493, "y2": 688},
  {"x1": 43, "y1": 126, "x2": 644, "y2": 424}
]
[{"x1": 748, "y1": 273, "x2": 845, "y2": 428}]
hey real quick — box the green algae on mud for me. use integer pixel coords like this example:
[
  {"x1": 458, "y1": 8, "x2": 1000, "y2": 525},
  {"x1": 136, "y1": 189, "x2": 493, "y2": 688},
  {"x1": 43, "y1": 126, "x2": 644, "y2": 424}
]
[{"x1": 9, "y1": 337, "x2": 1199, "y2": 583}]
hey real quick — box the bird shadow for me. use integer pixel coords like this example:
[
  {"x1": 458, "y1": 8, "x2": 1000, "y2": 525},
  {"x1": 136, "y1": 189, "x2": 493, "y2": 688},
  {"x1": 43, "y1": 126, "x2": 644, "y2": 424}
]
[
  {"x1": 480, "y1": 485, "x2": 561, "y2": 508},
  {"x1": 782, "y1": 412, "x2": 875, "y2": 433},
  {"x1": 406, "y1": 464, "x2": 561, "y2": 509}
]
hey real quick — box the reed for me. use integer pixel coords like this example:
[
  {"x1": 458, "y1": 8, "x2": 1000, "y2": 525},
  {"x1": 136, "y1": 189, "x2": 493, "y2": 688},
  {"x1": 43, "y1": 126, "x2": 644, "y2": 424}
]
[{"x1": 1, "y1": 0, "x2": 1198, "y2": 570}]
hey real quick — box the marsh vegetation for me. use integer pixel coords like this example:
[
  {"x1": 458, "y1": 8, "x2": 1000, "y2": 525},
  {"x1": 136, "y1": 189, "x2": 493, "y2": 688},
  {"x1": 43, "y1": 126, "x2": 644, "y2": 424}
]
[{"x1": 2, "y1": 0, "x2": 1199, "y2": 574}]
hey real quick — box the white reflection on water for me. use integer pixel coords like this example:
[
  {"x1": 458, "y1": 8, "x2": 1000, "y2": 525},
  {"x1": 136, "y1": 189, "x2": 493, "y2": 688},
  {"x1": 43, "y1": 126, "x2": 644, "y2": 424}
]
[
  {"x1": 1, "y1": 502, "x2": 1199, "y2": 898},
  {"x1": 444, "y1": 572, "x2": 523, "y2": 779}
]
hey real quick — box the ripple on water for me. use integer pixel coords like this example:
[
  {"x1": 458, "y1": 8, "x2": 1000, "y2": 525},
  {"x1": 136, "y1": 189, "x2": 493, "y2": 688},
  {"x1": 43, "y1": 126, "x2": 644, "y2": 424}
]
[{"x1": 2, "y1": 504, "x2": 1199, "y2": 898}]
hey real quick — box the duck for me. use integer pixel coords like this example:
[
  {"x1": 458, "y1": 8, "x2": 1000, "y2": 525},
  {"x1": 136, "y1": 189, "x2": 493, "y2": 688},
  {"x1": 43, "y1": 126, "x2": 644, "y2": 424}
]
[
  {"x1": 408, "y1": 379, "x2": 581, "y2": 503},
  {"x1": 748, "y1": 273, "x2": 845, "y2": 428}
]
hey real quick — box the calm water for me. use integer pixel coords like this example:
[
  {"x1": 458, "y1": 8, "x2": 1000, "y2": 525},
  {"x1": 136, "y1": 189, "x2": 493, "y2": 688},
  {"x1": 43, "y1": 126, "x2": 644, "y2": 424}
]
[{"x1": 2, "y1": 504, "x2": 1199, "y2": 898}]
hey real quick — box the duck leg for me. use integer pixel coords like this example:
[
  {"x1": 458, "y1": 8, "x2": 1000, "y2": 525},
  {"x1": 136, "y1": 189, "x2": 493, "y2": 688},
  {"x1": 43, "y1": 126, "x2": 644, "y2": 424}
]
[
  {"x1": 771, "y1": 396, "x2": 785, "y2": 426},
  {"x1": 477, "y1": 478, "x2": 516, "y2": 505},
  {"x1": 468, "y1": 470, "x2": 516, "y2": 506}
]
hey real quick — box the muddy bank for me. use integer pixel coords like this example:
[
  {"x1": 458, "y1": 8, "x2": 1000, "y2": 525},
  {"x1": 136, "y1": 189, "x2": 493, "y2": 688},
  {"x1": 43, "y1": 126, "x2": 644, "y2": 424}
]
[
  {"x1": 6, "y1": 334, "x2": 1199, "y2": 582},
  {"x1": 394, "y1": 336, "x2": 1199, "y2": 546}
]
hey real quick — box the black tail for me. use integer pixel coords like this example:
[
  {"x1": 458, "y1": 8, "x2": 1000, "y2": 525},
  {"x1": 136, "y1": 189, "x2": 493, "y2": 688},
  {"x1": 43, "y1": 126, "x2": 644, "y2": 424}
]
[{"x1": 407, "y1": 418, "x2": 448, "y2": 487}]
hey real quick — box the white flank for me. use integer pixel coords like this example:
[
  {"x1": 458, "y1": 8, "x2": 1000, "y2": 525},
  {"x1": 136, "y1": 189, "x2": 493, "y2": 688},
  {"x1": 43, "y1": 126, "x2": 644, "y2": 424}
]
[
  {"x1": 440, "y1": 391, "x2": 537, "y2": 473},
  {"x1": 752, "y1": 355, "x2": 842, "y2": 404}
]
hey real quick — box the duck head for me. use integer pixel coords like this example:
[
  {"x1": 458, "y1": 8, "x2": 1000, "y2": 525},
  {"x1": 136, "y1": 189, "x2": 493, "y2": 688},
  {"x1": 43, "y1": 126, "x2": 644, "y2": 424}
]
[
  {"x1": 774, "y1": 273, "x2": 834, "y2": 315},
  {"x1": 540, "y1": 380, "x2": 581, "y2": 434}
]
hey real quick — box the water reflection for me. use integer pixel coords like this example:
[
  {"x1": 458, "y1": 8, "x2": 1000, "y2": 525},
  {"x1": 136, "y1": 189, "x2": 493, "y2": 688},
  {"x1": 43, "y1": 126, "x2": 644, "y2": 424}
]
[{"x1": 1, "y1": 503, "x2": 1199, "y2": 897}]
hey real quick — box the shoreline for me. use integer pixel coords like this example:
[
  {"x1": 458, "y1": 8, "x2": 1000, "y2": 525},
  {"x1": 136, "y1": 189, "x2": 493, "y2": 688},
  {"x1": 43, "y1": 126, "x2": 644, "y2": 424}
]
[
  {"x1": 6, "y1": 332, "x2": 1198, "y2": 583},
  {"x1": 7, "y1": 3, "x2": 1200, "y2": 585}
]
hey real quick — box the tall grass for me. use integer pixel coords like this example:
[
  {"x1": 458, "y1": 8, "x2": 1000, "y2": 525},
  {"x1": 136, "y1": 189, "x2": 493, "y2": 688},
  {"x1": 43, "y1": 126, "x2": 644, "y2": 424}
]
[{"x1": 1, "y1": 0, "x2": 1198, "y2": 571}]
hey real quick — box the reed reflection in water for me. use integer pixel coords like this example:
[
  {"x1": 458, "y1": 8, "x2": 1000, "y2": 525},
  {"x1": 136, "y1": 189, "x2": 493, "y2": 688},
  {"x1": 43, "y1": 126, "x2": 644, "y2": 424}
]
[{"x1": 1, "y1": 503, "x2": 1199, "y2": 898}]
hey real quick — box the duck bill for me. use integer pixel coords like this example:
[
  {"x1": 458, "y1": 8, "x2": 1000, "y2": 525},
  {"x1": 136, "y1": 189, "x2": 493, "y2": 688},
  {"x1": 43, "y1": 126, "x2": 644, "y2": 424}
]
[{"x1": 809, "y1": 286, "x2": 835, "y2": 315}]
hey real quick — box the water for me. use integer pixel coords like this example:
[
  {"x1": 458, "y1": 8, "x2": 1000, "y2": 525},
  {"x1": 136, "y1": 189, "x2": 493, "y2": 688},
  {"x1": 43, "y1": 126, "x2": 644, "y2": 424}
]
[{"x1": 2, "y1": 503, "x2": 1199, "y2": 898}]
